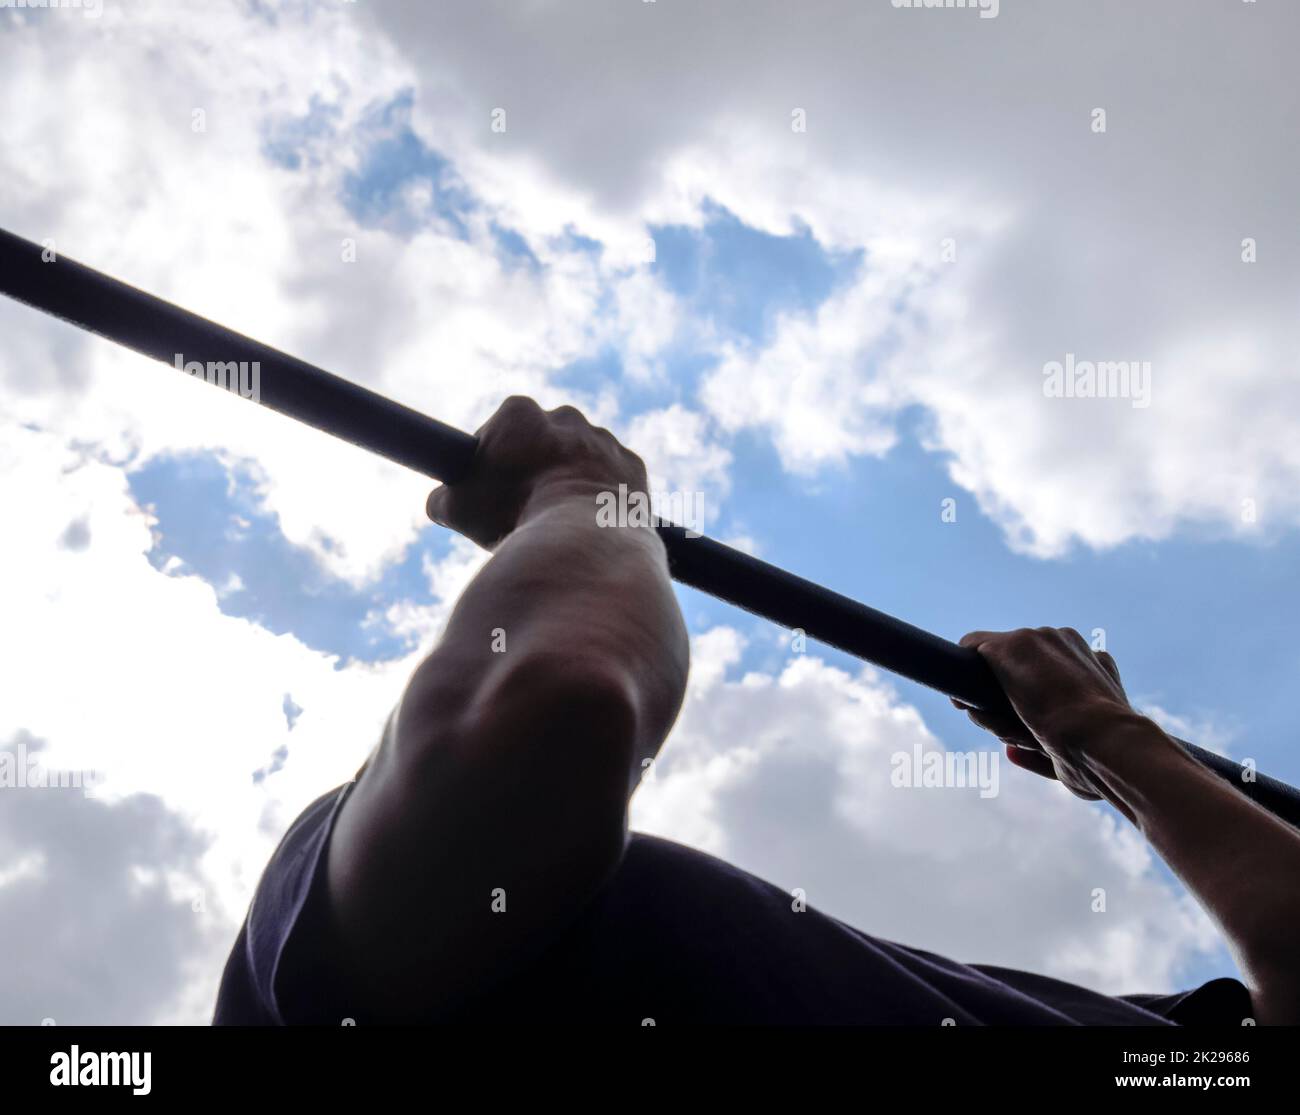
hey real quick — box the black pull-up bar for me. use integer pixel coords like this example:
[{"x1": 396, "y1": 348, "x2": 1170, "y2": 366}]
[{"x1": 2, "y1": 225, "x2": 1297, "y2": 827}]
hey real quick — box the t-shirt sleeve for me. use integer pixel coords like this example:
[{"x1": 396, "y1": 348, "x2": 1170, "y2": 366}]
[
  {"x1": 970, "y1": 959, "x2": 1255, "y2": 1026},
  {"x1": 1120, "y1": 976, "x2": 1256, "y2": 1026},
  {"x1": 212, "y1": 781, "x2": 355, "y2": 1025}
]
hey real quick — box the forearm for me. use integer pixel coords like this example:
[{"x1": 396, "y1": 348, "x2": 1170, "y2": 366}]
[
  {"x1": 1086, "y1": 714, "x2": 1300, "y2": 1023},
  {"x1": 401, "y1": 477, "x2": 688, "y2": 767},
  {"x1": 329, "y1": 480, "x2": 688, "y2": 1015},
  {"x1": 323, "y1": 398, "x2": 695, "y2": 1016}
]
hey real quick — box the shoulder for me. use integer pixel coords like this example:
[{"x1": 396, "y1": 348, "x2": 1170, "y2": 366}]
[{"x1": 213, "y1": 783, "x2": 354, "y2": 1025}]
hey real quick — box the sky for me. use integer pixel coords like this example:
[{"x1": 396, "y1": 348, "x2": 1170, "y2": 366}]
[{"x1": 1, "y1": 0, "x2": 1298, "y2": 1024}]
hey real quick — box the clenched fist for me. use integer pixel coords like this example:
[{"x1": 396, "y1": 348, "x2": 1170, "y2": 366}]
[{"x1": 426, "y1": 396, "x2": 650, "y2": 550}]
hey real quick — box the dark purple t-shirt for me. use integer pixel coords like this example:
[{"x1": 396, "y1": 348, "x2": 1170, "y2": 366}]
[{"x1": 213, "y1": 782, "x2": 1250, "y2": 1025}]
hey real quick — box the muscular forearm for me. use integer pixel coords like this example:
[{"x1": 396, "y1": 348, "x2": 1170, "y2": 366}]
[
  {"x1": 1085, "y1": 713, "x2": 1300, "y2": 1024},
  {"x1": 401, "y1": 477, "x2": 688, "y2": 771}
]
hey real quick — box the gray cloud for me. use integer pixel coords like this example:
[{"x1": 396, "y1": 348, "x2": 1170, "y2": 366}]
[
  {"x1": 0, "y1": 734, "x2": 228, "y2": 1025},
  {"x1": 58, "y1": 517, "x2": 91, "y2": 552}
]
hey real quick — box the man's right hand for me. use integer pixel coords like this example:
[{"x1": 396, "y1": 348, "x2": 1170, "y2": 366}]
[{"x1": 426, "y1": 395, "x2": 651, "y2": 550}]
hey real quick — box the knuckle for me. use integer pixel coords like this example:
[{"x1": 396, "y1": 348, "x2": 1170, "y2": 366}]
[
  {"x1": 1000, "y1": 628, "x2": 1041, "y2": 657},
  {"x1": 498, "y1": 394, "x2": 542, "y2": 420}
]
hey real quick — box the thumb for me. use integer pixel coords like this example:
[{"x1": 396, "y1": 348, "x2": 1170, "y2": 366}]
[{"x1": 426, "y1": 485, "x2": 452, "y2": 526}]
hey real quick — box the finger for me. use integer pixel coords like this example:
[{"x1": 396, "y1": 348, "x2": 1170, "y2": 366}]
[
  {"x1": 958, "y1": 630, "x2": 1002, "y2": 649},
  {"x1": 1004, "y1": 745, "x2": 1105, "y2": 801},
  {"x1": 1004, "y1": 744, "x2": 1059, "y2": 781},
  {"x1": 1096, "y1": 650, "x2": 1122, "y2": 685},
  {"x1": 496, "y1": 394, "x2": 544, "y2": 419},
  {"x1": 426, "y1": 485, "x2": 452, "y2": 525},
  {"x1": 1057, "y1": 627, "x2": 1094, "y2": 655},
  {"x1": 479, "y1": 394, "x2": 545, "y2": 440},
  {"x1": 965, "y1": 706, "x2": 1034, "y2": 745},
  {"x1": 547, "y1": 404, "x2": 587, "y2": 425}
]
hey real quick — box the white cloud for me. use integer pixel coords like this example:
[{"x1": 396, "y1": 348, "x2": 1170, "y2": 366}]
[
  {"x1": 0, "y1": 1, "x2": 704, "y2": 584},
  {"x1": 1138, "y1": 702, "x2": 1239, "y2": 759},
  {"x1": 0, "y1": 735, "x2": 223, "y2": 1026},
  {"x1": 0, "y1": 416, "x2": 459, "y2": 1021},
  {"x1": 621, "y1": 403, "x2": 732, "y2": 528},
  {"x1": 632, "y1": 628, "x2": 1222, "y2": 994},
  {"x1": 362, "y1": 0, "x2": 1300, "y2": 555}
]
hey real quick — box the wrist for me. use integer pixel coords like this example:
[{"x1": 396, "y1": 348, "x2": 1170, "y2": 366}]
[
  {"x1": 520, "y1": 473, "x2": 655, "y2": 533},
  {"x1": 1036, "y1": 700, "x2": 1149, "y2": 754},
  {"x1": 512, "y1": 475, "x2": 667, "y2": 574},
  {"x1": 1077, "y1": 714, "x2": 1203, "y2": 821}
]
